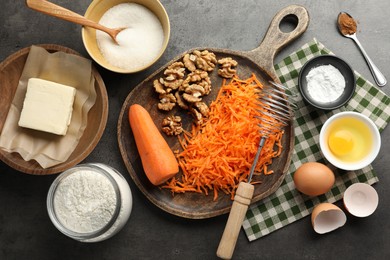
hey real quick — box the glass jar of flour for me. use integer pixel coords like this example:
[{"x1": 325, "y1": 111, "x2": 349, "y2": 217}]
[{"x1": 47, "y1": 163, "x2": 132, "y2": 242}]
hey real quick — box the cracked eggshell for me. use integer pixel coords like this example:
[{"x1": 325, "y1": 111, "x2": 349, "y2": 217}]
[
  {"x1": 343, "y1": 183, "x2": 379, "y2": 217},
  {"x1": 311, "y1": 203, "x2": 347, "y2": 234},
  {"x1": 293, "y1": 162, "x2": 335, "y2": 196}
]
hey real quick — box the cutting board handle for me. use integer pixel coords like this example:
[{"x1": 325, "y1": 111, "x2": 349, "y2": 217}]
[{"x1": 245, "y1": 5, "x2": 309, "y2": 82}]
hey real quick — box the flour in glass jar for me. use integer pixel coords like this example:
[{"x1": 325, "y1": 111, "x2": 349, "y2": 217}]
[
  {"x1": 53, "y1": 170, "x2": 117, "y2": 233},
  {"x1": 96, "y1": 3, "x2": 164, "y2": 70}
]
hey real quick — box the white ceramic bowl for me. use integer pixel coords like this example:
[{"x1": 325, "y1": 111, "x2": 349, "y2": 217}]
[
  {"x1": 343, "y1": 183, "x2": 378, "y2": 217},
  {"x1": 319, "y1": 111, "x2": 381, "y2": 171}
]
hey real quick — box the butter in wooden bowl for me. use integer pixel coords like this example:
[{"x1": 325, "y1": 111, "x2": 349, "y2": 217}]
[{"x1": 0, "y1": 45, "x2": 98, "y2": 170}]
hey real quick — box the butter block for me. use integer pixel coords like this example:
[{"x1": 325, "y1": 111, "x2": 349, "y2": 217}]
[{"x1": 18, "y1": 78, "x2": 76, "y2": 135}]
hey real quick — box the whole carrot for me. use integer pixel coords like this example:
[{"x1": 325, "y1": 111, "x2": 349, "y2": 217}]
[{"x1": 129, "y1": 104, "x2": 178, "y2": 185}]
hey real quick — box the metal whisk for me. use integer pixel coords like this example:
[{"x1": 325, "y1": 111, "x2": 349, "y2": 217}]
[
  {"x1": 248, "y1": 81, "x2": 296, "y2": 182},
  {"x1": 217, "y1": 81, "x2": 296, "y2": 260}
]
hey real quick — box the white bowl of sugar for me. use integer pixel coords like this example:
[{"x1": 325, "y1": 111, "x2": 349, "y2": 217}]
[{"x1": 82, "y1": 0, "x2": 170, "y2": 73}]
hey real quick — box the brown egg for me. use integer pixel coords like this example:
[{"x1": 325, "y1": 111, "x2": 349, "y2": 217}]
[{"x1": 293, "y1": 162, "x2": 335, "y2": 196}]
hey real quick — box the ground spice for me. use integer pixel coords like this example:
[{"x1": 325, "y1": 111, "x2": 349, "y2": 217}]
[{"x1": 338, "y1": 13, "x2": 357, "y2": 35}]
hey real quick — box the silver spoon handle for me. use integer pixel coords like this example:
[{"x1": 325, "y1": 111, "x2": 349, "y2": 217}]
[{"x1": 350, "y1": 34, "x2": 387, "y2": 87}]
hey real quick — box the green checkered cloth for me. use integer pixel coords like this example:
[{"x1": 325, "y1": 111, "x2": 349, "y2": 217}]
[{"x1": 243, "y1": 38, "x2": 390, "y2": 241}]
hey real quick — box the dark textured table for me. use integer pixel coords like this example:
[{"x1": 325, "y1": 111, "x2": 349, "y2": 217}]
[{"x1": 1, "y1": 1, "x2": 389, "y2": 259}]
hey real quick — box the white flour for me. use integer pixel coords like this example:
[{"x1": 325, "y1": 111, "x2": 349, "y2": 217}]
[
  {"x1": 53, "y1": 169, "x2": 117, "y2": 233},
  {"x1": 306, "y1": 64, "x2": 346, "y2": 103},
  {"x1": 96, "y1": 3, "x2": 164, "y2": 70},
  {"x1": 85, "y1": 163, "x2": 132, "y2": 242}
]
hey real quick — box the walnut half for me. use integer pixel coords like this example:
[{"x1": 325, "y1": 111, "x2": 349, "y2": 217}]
[
  {"x1": 183, "y1": 50, "x2": 217, "y2": 72},
  {"x1": 190, "y1": 101, "x2": 209, "y2": 125},
  {"x1": 162, "y1": 115, "x2": 183, "y2": 136},
  {"x1": 162, "y1": 61, "x2": 186, "y2": 91},
  {"x1": 193, "y1": 50, "x2": 217, "y2": 72},
  {"x1": 158, "y1": 93, "x2": 176, "y2": 111},
  {"x1": 218, "y1": 57, "x2": 238, "y2": 78}
]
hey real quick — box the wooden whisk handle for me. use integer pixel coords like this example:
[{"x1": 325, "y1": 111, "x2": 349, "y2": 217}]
[{"x1": 217, "y1": 182, "x2": 254, "y2": 259}]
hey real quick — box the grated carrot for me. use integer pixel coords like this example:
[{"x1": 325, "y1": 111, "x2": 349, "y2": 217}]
[{"x1": 162, "y1": 74, "x2": 284, "y2": 200}]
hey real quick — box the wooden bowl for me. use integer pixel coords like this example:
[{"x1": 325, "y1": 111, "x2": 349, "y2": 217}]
[
  {"x1": 0, "y1": 44, "x2": 108, "y2": 175},
  {"x1": 82, "y1": 0, "x2": 170, "y2": 73}
]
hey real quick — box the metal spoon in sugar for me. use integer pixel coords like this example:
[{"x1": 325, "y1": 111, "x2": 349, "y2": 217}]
[{"x1": 337, "y1": 12, "x2": 387, "y2": 87}]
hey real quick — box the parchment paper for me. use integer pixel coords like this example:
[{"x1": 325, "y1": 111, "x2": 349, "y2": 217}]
[{"x1": 0, "y1": 45, "x2": 97, "y2": 168}]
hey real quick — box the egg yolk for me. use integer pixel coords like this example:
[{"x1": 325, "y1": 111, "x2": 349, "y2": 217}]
[{"x1": 328, "y1": 129, "x2": 354, "y2": 156}]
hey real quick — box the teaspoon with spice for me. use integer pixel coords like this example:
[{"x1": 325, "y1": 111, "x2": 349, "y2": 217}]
[
  {"x1": 26, "y1": 0, "x2": 124, "y2": 44},
  {"x1": 337, "y1": 12, "x2": 387, "y2": 87}
]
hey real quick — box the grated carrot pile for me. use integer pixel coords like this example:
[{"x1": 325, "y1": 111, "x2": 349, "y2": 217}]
[{"x1": 163, "y1": 74, "x2": 284, "y2": 200}]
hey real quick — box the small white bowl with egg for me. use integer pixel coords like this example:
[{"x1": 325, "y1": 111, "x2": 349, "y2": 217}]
[
  {"x1": 82, "y1": 0, "x2": 170, "y2": 73},
  {"x1": 319, "y1": 111, "x2": 381, "y2": 171}
]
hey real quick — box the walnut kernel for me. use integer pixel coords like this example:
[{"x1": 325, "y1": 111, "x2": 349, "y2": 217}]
[
  {"x1": 158, "y1": 93, "x2": 176, "y2": 111},
  {"x1": 162, "y1": 115, "x2": 183, "y2": 136},
  {"x1": 218, "y1": 57, "x2": 238, "y2": 78},
  {"x1": 183, "y1": 53, "x2": 197, "y2": 72}
]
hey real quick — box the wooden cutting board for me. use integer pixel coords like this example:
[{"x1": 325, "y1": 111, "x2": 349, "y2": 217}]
[{"x1": 117, "y1": 5, "x2": 309, "y2": 219}]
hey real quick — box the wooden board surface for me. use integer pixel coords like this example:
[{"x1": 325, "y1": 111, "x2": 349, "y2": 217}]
[
  {"x1": 117, "y1": 5, "x2": 309, "y2": 218},
  {"x1": 0, "y1": 44, "x2": 108, "y2": 175}
]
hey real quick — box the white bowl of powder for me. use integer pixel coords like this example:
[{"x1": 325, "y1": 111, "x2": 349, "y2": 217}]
[{"x1": 82, "y1": 0, "x2": 170, "y2": 73}]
